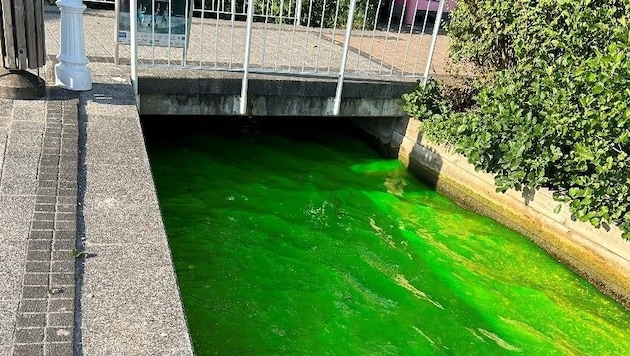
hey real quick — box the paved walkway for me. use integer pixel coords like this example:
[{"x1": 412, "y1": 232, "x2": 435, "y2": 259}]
[{"x1": 1, "y1": 6, "x2": 193, "y2": 356}]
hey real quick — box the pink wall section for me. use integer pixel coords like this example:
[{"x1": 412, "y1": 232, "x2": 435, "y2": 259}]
[{"x1": 394, "y1": 0, "x2": 458, "y2": 25}]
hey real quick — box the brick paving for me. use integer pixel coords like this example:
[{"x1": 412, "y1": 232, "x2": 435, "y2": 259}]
[{"x1": 0, "y1": 94, "x2": 79, "y2": 356}]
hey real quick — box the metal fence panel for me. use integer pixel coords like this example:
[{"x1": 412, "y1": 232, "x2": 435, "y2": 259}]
[{"x1": 129, "y1": 0, "x2": 448, "y2": 114}]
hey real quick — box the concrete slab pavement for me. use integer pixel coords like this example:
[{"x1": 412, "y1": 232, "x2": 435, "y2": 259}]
[
  {"x1": 1, "y1": 6, "x2": 193, "y2": 356},
  {"x1": 76, "y1": 62, "x2": 193, "y2": 355}
]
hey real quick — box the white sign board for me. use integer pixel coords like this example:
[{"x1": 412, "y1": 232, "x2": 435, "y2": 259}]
[{"x1": 117, "y1": 0, "x2": 190, "y2": 48}]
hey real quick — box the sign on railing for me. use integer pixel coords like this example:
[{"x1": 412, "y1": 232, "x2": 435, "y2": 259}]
[{"x1": 117, "y1": 0, "x2": 191, "y2": 47}]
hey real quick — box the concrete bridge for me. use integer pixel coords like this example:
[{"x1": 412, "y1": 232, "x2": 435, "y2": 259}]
[{"x1": 101, "y1": 0, "x2": 447, "y2": 117}]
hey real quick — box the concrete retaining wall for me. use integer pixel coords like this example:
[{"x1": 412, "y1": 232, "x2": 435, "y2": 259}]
[{"x1": 354, "y1": 117, "x2": 630, "y2": 308}]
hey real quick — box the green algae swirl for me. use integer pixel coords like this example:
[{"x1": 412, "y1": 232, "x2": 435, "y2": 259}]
[{"x1": 145, "y1": 120, "x2": 630, "y2": 355}]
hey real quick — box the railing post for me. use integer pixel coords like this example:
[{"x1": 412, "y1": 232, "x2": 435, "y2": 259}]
[
  {"x1": 55, "y1": 0, "x2": 92, "y2": 90},
  {"x1": 422, "y1": 0, "x2": 446, "y2": 86},
  {"x1": 240, "y1": 0, "x2": 255, "y2": 115},
  {"x1": 130, "y1": 0, "x2": 138, "y2": 97},
  {"x1": 333, "y1": 0, "x2": 356, "y2": 116},
  {"x1": 295, "y1": 0, "x2": 302, "y2": 23},
  {"x1": 114, "y1": 0, "x2": 120, "y2": 65}
]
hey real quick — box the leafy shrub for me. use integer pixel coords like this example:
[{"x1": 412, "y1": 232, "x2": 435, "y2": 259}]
[
  {"x1": 402, "y1": 79, "x2": 448, "y2": 121},
  {"x1": 446, "y1": 0, "x2": 517, "y2": 70},
  {"x1": 402, "y1": 77, "x2": 477, "y2": 144},
  {"x1": 405, "y1": 0, "x2": 630, "y2": 238}
]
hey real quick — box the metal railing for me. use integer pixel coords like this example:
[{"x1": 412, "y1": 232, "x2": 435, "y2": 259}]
[{"x1": 129, "y1": 0, "x2": 447, "y2": 114}]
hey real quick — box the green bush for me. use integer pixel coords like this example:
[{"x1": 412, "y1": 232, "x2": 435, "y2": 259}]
[{"x1": 405, "y1": 0, "x2": 630, "y2": 238}]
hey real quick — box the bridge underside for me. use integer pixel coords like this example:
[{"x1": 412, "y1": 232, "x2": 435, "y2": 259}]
[{"x1": 137, "y1": 69, "x2": 417, "y2": 118}]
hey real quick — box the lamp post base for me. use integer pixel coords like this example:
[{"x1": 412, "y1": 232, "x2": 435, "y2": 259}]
[
  {"x1": 56, "y1": 0, "x2": 92, "y2": 91},
  {"x1": 55, "y1": 62, "x2": 92, "y2": 91}
]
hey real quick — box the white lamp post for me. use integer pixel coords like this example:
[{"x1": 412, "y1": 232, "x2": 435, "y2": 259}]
[{"x1": 55, "y1": 0, "x2": 92, "y2": 91}]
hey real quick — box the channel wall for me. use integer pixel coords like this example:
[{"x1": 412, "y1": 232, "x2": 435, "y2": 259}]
[{"x1": 355, "y1": 117, "x2": 630, "y2": 309}]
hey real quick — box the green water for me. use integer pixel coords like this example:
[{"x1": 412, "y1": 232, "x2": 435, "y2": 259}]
[{"x1": 145, "y1": 119, "x2": 630, "y2": 355}]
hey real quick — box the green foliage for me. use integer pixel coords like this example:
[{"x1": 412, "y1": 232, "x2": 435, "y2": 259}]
[
  {"x1": 447, "y1": 0, "x2": 517, "y2": 70},
  {"x1": 305, "y1": 0, "x2": 377, "y2": 29},
  {"x1": 402, "y1": 79, "x2": 450, "y2": 122},
  {"x1": 402, "y1": 77, "x2": 477, "y2": 145},
  {"x1": 200, "y1": 0, "x2": 377, "y2": 28},
  {"x1": 405, "y1": 0, "x2": 630, "y2": 238},
  {"x1": 402, "y1": 80, "x2": 452, "y2": 144},
  {"x1": 220, "y1": 0, "x2": 378, "y2": 28}
]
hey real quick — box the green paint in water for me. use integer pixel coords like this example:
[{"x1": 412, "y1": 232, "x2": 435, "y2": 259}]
[{"x1": 144, "y1": 119, "x2": 630, "y2": 355}]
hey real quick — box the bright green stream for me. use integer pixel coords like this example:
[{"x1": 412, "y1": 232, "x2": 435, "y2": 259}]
[{"x1": 145, "y1": 119, "x2": 630, "y2": 355}]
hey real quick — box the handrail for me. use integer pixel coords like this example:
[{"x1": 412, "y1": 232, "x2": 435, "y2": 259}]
[{"x1": 128, "y1": 0, "x2": 448, "y2": 115}]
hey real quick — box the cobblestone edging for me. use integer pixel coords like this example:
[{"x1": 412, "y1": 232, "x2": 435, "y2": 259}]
[{"x1": 13, "y1": 100, "x2": 78, "y2": 356}]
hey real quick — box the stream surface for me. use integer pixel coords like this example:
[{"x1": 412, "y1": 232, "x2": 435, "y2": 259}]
[{"x1": 144, "y1": 118, "x2": 630, "y2": 355}]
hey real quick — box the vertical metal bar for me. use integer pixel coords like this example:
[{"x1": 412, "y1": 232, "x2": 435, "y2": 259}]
[
  {"x1": 366, "y1": 0, "x2": 382, "y2": 74},
  {"x1": 326, "y1": 1, "x2": 341, "y2": 73},
  {"x1": 214, "y1": 0, "x2": 220, "y2": 67},
  {"x1": 199, "y1": 0, "x2": 206, "y2": 67},
  {"x1": 389, "y1": 0, "x2": 408, "y2": 75},
  {"x1": 413, "y1": 6, "x2": 431, "y2": 76},
  {"x1": 261, "y1": 0, "x2": 272, "y2": 69},
  {"x1": 300, "y1": 0, "x2": 314, "y2": 72},
  {"x1": 295, "y1": 0, "x2": 302, "y2": 22},
  {"x1": 333, "y1": 0, "x2": 357, "y2": 116},
  {"x1": 114, "y1": 0, "x2": 120, "y2": 64},
  {"x1": 402, "y1": 0, "x2": 420, "y2": 76},
  {"x1": 240, "y1": 0, "x2": 255, "y2": 115},
  {"x1": 183, "y1": 0, "x2": 189, "y2": 66},
  {"x1": 168, "y1": 0, "x2": 173, "y2": 65},
  {"x1": 379, "y1": 0, "x2": 395, "y2": 74},
  {"x1": 229, "y1": 0, "x2": 237, "y2": 69},
  {"x1": 274, "y1": 0, "x2": 286, "y2": 70},
  {"x1": 423, "y1": 0, "x2": 445, "y2": 85},
  {"x1": 313, "y1": 0, "x2": 326, "y2": 72},
  {"x1": 231, "y1": 0, "x2": 236, "y2": 21},
  {"x1": 131, "y1": 0, "x2": 138, "y2": 95},
  {"x1": 353, "y1": 0, "x2": 371, "y2": 73},
  {"x1": 288, "y1": 0, "x2": 298, "y2": 71},
  {"x1": 151, "y1": 0, "x2": 156, "y2": 65}
]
